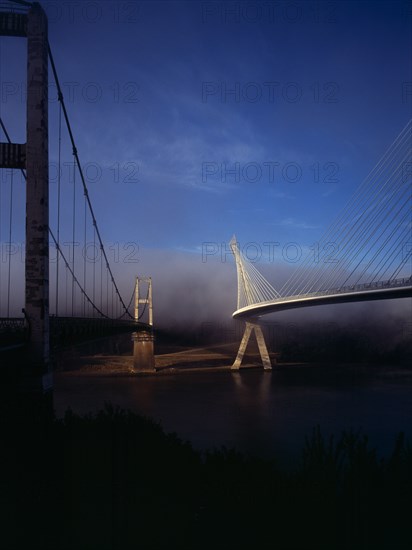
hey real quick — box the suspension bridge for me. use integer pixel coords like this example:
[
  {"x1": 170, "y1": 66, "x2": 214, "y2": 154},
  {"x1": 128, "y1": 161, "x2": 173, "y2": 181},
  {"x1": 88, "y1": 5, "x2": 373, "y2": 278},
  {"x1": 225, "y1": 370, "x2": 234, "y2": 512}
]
[
  {"x1": 0, "y1": 1, "x2": 151, "y2": 391},
  {"x1": 230, "y1": 120, "x2": 412, "y2": 369},
  {"x1": 0, "y1": 2, "x2": 411, "y2": 386}
]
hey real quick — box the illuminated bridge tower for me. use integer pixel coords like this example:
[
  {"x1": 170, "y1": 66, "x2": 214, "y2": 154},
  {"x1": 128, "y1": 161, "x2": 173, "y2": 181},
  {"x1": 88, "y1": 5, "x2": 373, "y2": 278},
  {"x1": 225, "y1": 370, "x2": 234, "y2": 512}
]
[
  {"x1": 0, "y1": 3, "x2": 50, "y2": 390},
  {"x1": 132, "y1": 277, "x2": 155, "y2": 373},
  {"x1": 230, "y1": 237, "x2": 275, "y2": 370}
]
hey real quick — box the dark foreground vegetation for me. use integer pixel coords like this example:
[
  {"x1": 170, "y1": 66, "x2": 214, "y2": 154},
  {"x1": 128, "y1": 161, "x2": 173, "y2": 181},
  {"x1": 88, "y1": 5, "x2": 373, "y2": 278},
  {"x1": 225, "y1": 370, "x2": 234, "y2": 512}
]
[{"x1": 0, "y1": 401, "x2": 411, "y2": 550}]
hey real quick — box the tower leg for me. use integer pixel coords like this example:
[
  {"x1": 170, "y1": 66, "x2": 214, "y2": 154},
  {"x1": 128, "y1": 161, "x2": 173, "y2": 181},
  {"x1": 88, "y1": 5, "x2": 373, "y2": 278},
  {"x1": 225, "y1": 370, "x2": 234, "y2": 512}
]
[
  {"x1": 25, "y1": 4, "x2": 51, "y2": 391},
  {"x1": 231, "y1": 322, "x2": 253, "y2": 370},
  {"x1": 254, "y1": 324, "x2": 272, "y2": 370},
  {"x1": 231, "y1": 321, "x2": 272, "y2": 371}
]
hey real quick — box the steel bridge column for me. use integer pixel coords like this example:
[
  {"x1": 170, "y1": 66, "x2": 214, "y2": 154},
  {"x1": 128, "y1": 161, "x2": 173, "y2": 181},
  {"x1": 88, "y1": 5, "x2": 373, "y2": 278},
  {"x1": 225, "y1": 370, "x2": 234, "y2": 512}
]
[{"x1": 232, "y1": 321, "x2": 272, "y2": 371}]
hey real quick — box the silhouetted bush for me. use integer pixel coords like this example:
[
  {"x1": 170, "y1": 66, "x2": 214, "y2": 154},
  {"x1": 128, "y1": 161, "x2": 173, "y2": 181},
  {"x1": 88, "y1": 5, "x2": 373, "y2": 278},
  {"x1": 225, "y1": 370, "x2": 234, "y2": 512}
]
[{"x1": 0, "y1": 403, "x2": 410, "y2": 549}]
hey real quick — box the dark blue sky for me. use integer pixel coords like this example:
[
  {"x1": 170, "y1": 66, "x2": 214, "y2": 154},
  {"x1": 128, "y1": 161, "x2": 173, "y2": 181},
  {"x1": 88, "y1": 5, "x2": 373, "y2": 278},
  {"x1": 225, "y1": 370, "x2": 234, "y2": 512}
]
[{"x1": 0, "y1": 0, "x2": 411, "y2": 321}]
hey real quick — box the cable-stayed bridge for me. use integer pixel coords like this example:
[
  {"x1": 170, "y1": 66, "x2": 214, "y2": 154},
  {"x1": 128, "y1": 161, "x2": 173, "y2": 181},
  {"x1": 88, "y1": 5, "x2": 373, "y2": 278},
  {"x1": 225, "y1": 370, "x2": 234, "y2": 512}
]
[
  {"x1": 1, "y1": 2, "x2": 411, "y2": 383},
  {"x1": 230, "y1": 120, "x2": 412, "y2": 369},
  {"x1": 0, "y1": 1, "x2": 149, "y2": 389}
]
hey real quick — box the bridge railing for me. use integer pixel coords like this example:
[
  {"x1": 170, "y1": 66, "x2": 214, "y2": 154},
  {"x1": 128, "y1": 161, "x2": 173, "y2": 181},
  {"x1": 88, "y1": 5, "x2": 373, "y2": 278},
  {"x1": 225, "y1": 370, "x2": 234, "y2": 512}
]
[
  {"x1": 250, "y1": 276, "x2": 412, "y2": 306},
  {"x1": 0, "y1": 3, "x2": 28, "y2": 13},
  {"x1": 321, "y1": 276, "x2": 412, "y2": 297}
]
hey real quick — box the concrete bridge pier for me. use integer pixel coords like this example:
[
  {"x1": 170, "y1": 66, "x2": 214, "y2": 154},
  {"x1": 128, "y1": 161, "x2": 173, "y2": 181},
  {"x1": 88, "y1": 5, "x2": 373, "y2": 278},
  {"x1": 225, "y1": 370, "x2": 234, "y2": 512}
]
[
  {"x1": 232, "y1": 320, "x2": 273, "y2": 371},
  {"x1": 131, "y1": 330, "x2": 155, "y2": 373}
]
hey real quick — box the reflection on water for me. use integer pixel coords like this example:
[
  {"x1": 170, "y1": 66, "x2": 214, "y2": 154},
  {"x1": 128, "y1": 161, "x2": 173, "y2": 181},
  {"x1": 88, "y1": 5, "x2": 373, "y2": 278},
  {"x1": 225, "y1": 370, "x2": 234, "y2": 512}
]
[{"x1": 55, "y1": 364, "x2": 412, "y2": 465}]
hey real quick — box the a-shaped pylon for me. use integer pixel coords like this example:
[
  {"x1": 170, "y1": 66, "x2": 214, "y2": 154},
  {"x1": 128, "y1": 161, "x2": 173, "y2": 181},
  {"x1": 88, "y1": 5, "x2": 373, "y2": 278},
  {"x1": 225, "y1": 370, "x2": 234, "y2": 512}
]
[
  {"x1": 230, "y1": 236, "x2": 280, "y2": 370},
  {"x1": 231, "y1": 320, "x2": 273, "y2": 371}
]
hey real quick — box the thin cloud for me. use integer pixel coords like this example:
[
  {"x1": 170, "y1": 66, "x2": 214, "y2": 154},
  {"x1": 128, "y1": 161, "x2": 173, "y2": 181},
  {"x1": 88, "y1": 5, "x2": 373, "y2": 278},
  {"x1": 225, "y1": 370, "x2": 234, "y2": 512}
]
[{"x1": 273, "y1": 218, "x2": 320, "y2": 230}]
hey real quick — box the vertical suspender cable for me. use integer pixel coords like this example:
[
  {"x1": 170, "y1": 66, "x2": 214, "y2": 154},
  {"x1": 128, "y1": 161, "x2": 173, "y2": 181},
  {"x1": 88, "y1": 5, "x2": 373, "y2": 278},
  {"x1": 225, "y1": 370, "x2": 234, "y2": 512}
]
[
  {"x1": 83, "y1": 193, "x2": 87, "y2": 316},
  {"x1": 0, "y1": 36, "x2": 2, "y2": 315},
  {"x1": 100, "y1": 245, "x2": 103, "y2": 312},
  {"x1": 55, "y1": 100, "x2": 62, "y2": 316},
  {"x1": 71, "y1": 155, "x2": 76, "y2": 316},
  {"x1": 93, "y1": 225, "x2": 96, "y2": 316},
  {"x1": 48, "y1": 44, "x2": 133, "y2": 319},
  {"x1": 111, "y1": 281, "x2": 114, "y2": 317},
  {"x1": 0, "y1": 164, "x2": 2, "y2": 315},
  {"x1": 6, "y1": 169, "x2": 13, "y2": 316}
]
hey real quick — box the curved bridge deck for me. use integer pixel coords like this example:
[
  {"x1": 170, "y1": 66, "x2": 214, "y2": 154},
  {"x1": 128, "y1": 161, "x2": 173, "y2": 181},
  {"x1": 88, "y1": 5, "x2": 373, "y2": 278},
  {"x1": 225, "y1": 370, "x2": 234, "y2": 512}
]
[{"x1": 233, "y1": 278, "x2": 412, "y2": 319}]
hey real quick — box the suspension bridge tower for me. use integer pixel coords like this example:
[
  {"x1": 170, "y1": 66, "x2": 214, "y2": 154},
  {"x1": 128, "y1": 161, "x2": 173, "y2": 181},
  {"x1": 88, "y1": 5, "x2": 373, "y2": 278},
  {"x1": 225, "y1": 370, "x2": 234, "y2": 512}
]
[
  {"x1": 132, "y1": 277, "x2": 155, "y2": 373},
  {"x1": 0, "y1": 3, "x2": 51, "y2": 393}
]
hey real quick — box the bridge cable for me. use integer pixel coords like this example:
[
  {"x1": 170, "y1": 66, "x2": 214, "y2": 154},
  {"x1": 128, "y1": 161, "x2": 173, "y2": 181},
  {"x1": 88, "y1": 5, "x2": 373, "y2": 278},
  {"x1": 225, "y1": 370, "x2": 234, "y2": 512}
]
[
  {"x1": 93, "y1": 225, "x2": 96, "y2": 316},
  {"x1": 280, "y1": 122, "x2": 411, "y2": 296},
  {"x1": 49, "y1": 228, "x2": 109, "y2": 318},
  {"x1": 48, "y1": 43, "x2": 133, "y2": 319},
  {"x1": 350, "y1": 205, "x2": 411, "y2": 287},
  {"x1": 83, "y1": 189, "x2": 87, "y2": 316},
  {"x1": 0, "y1": 117, "x2": 112, "y2": 319},
  {"x1": 116, "y1": 286, "x2": 136, "y2": 320},
  {"x1": 319, "y1": 139, "x2": 410, "y2": 289},
  {"x1": 0, "y1": 35, "x2": 3, "y2": 315},
  {"x1": 100, "y1": 245, "x2": 103, "y2": 313},
  {"x1": 337, "y1": 182, "x2": 411, "y2": 288},
  {"x1": 6, "y1": 168, "x2": 13, "y2": 316},
  {"x1": 320, "y1": 138, "x2": 410, "y2": 290},
  {"x1": 55, "y1": 100, "x2": 62, "y2": 316},
  {"x1": 323, "y1": 129, "x2": 409, "y2": 288},
  {"x1": 301, "y1": 126, "x2": 409, "y2": 293},
  {"x1": 286, "y1": 123, "x2": 410, "y2": 296},
  {"x1": 370, "y1": 225, "x2": 412, "y2": 283},
  {"x1": 71, "y1": 154, "x2": 76, "y2": 316},
  {"x1": 310, "y1": 153, "x2": 410, "y2": 293}
]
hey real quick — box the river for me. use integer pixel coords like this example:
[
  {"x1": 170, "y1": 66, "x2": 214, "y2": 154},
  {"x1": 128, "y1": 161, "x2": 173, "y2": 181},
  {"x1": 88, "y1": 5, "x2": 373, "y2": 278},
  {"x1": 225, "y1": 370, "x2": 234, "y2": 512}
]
[{"x1": 54, "y1": 361, "x2": 412, "y2": 466}]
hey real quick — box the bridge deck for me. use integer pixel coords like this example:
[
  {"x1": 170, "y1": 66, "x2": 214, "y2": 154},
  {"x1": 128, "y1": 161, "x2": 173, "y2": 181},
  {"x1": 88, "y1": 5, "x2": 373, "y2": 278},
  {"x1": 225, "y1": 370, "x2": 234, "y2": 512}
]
[
  {"x1": 233, "y1": 279, "x2": 412, "y2": 319},
  {"x1": 0, "y1": 317, "x2": 151, "y2": 351}
]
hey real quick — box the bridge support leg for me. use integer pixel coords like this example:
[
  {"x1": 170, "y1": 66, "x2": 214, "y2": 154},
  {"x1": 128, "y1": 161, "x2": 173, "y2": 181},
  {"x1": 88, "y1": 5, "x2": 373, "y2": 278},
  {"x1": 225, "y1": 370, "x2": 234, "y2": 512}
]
[
  {"x1": 231, "y1": 321, "x2": 272, "y2": 371},
  {"x1": 25, "y1": 4, "x2": 51, "y2": 393}
]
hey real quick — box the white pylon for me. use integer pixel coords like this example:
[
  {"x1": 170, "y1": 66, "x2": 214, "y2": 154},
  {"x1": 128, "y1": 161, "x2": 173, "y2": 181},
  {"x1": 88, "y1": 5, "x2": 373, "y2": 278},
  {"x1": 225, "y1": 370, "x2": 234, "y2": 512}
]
[
  {"x1": 230, "y1": 235, "x2": 280, "y2": 310},
  {"x1": 231, "y1": 320, "x2": 273, "y2": 371},
  {"x1": 134, "y1": 276, "x2": 153, "y2": 326}
]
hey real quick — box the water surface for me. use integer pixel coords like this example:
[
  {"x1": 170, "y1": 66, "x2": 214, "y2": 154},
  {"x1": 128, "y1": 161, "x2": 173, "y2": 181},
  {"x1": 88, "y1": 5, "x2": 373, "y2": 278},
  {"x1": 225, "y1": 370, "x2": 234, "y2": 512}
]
[{"x1": 55, "y1": 363, "x2": 412, "y2": 465}]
